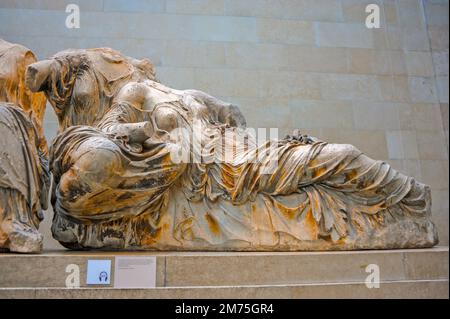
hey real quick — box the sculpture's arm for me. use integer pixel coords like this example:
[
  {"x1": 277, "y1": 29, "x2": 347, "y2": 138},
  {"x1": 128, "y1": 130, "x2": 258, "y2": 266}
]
[
  {"x1": 105, "y1": 122, "x2": 154, "y2": 144},
  {"x1": 114, "y1": 82, "x2": 149, "y2": 110},
  {"x1": 184, "y1": 89, "x2": 247, "y2": 128},
  {"x1": 100, "y1": 119, "x2": 154, "y2": 154},
  {"x1": 98, "y1": 82, "x2": 155, "y2": 145}
]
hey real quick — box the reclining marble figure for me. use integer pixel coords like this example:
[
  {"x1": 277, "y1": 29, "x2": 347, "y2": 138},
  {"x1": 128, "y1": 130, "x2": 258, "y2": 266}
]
[
  {"x1": 0, "y1": 39, "x2": 49, "y2": 252},
  {"x1": 26, "y1": 47, "x2": 439, "y2": 251}
]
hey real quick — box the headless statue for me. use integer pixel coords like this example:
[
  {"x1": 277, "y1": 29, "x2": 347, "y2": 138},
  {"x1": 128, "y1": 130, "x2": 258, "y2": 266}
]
[
  {"x1": 26, "y1": 47, "x2": 438, "y2": 251},
  {"x1": 0, "y1": 39, "x2": 49, "y2": 252}
]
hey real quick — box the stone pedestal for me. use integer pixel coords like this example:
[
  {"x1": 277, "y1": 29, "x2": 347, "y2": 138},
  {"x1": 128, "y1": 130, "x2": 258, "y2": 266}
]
[{"x1": 0, "y1": 247, "x2": 448, "y2": 298}]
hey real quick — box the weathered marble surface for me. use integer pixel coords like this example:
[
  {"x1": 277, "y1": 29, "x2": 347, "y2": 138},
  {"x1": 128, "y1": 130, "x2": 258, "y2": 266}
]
[
  {"x1": 25, "y1": 47, "x2": 157, "y2": 132},
  {"x1": 0, "y1": 39, "x2": 47, "y2": 151},
  {"x1": 27, "y1": 47, "x2": 439, "y2": 251},
  {"x1": 0, "y1": 39, "x2": 49, "y2": 253}
]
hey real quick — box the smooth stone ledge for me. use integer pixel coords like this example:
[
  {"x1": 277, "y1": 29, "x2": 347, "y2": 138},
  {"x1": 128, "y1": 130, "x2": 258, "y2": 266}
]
[
  {"x1": 0, "y1": 280, "x2": 448, "y2": 299},
  {"x1": 0, "y1": 247, "x2": 448, "y2": 289}
]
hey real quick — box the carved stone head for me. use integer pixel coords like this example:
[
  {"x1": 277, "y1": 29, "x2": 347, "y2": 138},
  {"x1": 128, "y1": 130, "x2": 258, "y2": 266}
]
[{"x1": 26, "y1": 47, "x2": 156, "y2": 131}]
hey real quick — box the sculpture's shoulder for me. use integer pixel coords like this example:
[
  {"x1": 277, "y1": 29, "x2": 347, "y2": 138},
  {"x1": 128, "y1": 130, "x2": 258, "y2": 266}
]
[
  {"x1": 0, "y1": 102, "x2": 34, "y2": 126},
  {"x1": 84, "y1": 47, "x2": 157, "y2": 82},
  {"x1": 0, "y1": 39, "x2": 36, "y2": 64},
  {"x1": 0, "y1": 38, "x2": 27, "y2": 55},
  {"x1": 0, "y1": 40, "x2": 36, "y2": 83},
  {"x1": 0, "y1": 101, "x2": 23, "y2": 113},
  {"x1": 0, "y1": 102, "x2": 42, "y2": 152},
  {"x1": 114, "y1": 80, "x2": 180, "y2": 112},
  {"x1": 48, "y1": 47, "x2": 156, "y2": 83}
]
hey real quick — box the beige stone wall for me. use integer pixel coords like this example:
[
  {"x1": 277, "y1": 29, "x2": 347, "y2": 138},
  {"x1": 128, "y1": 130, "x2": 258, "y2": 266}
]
[
  {"x1": 0, "y1": 0, "x2": 448, "y2": 249},
  {"x1": 423, "y1": 0, "x2": 449, "y2": 245}
]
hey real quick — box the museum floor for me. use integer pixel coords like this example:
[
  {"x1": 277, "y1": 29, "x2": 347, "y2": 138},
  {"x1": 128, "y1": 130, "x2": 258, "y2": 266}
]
[{"x1": 1, "y1": 247, "x2": 448, "y2": 299}]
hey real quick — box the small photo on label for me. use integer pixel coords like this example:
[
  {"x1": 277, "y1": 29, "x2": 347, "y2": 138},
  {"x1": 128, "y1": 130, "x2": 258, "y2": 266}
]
[{"x1": 86, "y1": 259, "x2": 112, "y2": 285}]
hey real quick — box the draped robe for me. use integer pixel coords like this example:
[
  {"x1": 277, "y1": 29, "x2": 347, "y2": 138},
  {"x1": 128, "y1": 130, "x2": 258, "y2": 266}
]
[
  {"x1": 0, "y1": 103, "x2": 49, "y2": 252},
  {"x1": 0, "y1": 39, "x2": 49, "y2": 253},
  {"x1": 49, "y1": 88, "x2": 438, "y2": 250}
]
